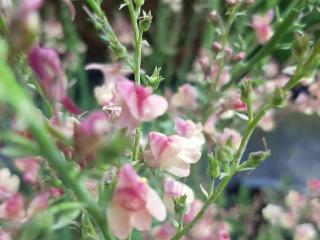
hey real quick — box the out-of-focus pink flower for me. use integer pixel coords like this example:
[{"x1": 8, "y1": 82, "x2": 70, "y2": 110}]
[
  {"x1": 294, "y1": 224, "x2": 317, "y2": 240},
  {"x1": 0, "y1": 168, "x2": 20, "y2": 200},
  {"x1": 285, "y1": 190, "x2": 307, "y2": 212},
  {"x1": 262, "y1": 204, "x2": 284, "y2": 226},
  {"x1": 28, "y1": 46, "x2": 67, "y2": 102},
  {"x1": 307, "y1": 179, "x2": 320, "y2": 194},
  {"x1": 0, "y1": 194, "x2": 25, "y2": 221},
  {"x1": 217, "y1": 128, "x2": 242, "y2": 150},
  {"x1": 0, "y1": 228, "x2": 11, "y2": 240},
  {"x1": 151, "y1": 222, "x2": 176, "y2": 240},
  {"x1": 27, "y1": 192, "x2": 49, "y2": 217},
  {"x1": 184, "y1": 199, "x2": 204, "y2": 223},
  {"x1": 115, "y1": 78, "x2": 168, "y2": 132},
  {"x1": 15, "y1": 157, "x2": 41, "y2": 185},
  {"x1": 163, "y1": 176, "x2": 194, "y2": 213},
  {"x1": 175, "y1": 118, "x2": 205, "y2": 147},
  {"x1": 171, "y1": 84, "x2": 198, "y2": 110},
  {"x1": 74, "y1": 111, "x2": 110, "y2": 156},
  {"x1": 252, "y1": 10, "x2": 274, "y2": 44},
  {"x1": 258, "y1": 110, "x2": 275, "y2": 132},
  {"x1": 210, "y1": 66, "x2": 231, "y2": 88},
  {"x1": 145, "y1": 132, "x2": 201, "y2": 177},
  {"x1": 108, "y1": 165, "x2": 166, "y2": 239},
  {"x1": 294, "y1": 93, "x2": 314, "y2": 115},
  {"x1": 19, "y1": 0, "x2": 43, "y2": 15}
]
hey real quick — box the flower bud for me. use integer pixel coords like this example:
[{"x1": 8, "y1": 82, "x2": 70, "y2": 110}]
[
  {"x1": 139, "y1": 11, "x2": 153, "y2": 32},
  {"x1": 146, "y1": 67, "x2": 164, "y2": 90},
  {"x1": 207, "y1": 153, "x2": 220, "y2": 180},
  {"x1": 272, "y1": 88, "x2": 286, "y2": 108},
  {"x1": 215, "y1": 145, "x2": 233, "y2": 163},
  {"x1": 225, "y1": 0, "x2": 237, "y2": 8},
  {"x1": 232, "y1": 52, "x2": 245, "y2": 62},
  {"x1": 240, "y1": 0, "x2": 254, "y2": 10},
  {"x1": 174, "y1": 195, "x2": 187, "y2": 216},
  {"x1": 240, "y1": 79, "x2": 253, "y2": 104},
  {"x1": 246, "y1": 150, "x2": 271, "y2": 168},
  {"x1": 212, "y1": 42, "x2": 222, "y2": 53},
  {"x1": 208, "y1": 11, "x2": 219, "y2": 26},
  {"x1": 292, "y1": 32, "x2": 309, "y2": 60},
  {"x1": 134, "y1": 0, "x2": 145, "y2": 6}
]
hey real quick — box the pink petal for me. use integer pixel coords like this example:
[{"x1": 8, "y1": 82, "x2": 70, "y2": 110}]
[
  {"x1": 141, "y1": 95, "x2": 168, "y2": 121},
  {"x1": 163, "y1": 159, "x2": 190, "y2": 177},
  {"x1": 107, "y1": 203, "x2": 132, "y2": 239},
  {"x1": 146, "y1": 187, "x2": 166, "y2": 221},
  {"x1": 131, "y1": 208, "x2": 152, "y2": 231}
]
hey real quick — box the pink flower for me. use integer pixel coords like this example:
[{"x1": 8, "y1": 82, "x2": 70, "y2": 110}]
[
  {"x1": 145, "y1": 132, "x2": 201, "y2": 177},
  {"x1": 171, "y1": 84, "x2": 198, "y2": 110},
  {"x1": 27, "y1": 192, "x2": 49, "y2": 217},
  {"x1": 210, "y1": 65, "x2": 231, "y2": 87},
  {"x1": 74, "y1": 111, "x2": 110, "y2": 156},
  {"x1": 108, "y1": 165, "x2": 166, "y2": 239},
  {"x1": 15, "y1": 157, "x2": 41, "y2": 185},
  {"x1": 163, "y1": 176, "x2": 194, "y2": 213},
  {"x1": 0, "y1": 228, "x2": 11, "y2": 240},
  {"x1": 151, "y1": 222, "x2": 176, "y2": 240},
  {"x1": 115, "y1": 78, "x2": 168, "y2": 131},
  {"x1": 262, "y1": 204, "x2": 284, "y2": 226},
  {"x1": 0, "y1": 168, "x2": 20, "y2": 200},
  {"x1": 217, "y1": 128, "x2": 242, "y2": 150},
  {"x1": 294, "y1": 224, "x2": 317, "y2": 240},
  {"x1": 19, "y1": 0, "x2": 43, "y2": 15},
  {"x1": 0, "y1": 194, "x2": 25, "y2": 221},
  {"x1": 252, "y1": 10, "x2": 274, "y2": 44},
  {"x1": 175, "y1": 118, "x2": 205, "y2": 147},
  {"x1": 28, "y1": 46, "x2": 67, "y2": 102},
  {"x1": 184, "y1": 199, "x2": 204, "y2": 223},
  {"x1": 307, "y1": 179, "x2": 320, "y2": 194}
]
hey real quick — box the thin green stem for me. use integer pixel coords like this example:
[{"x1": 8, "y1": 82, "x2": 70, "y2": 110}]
[
  {"x1": 0, "y1": 53, "x2": 114, "y2": 240},
  {"x1": 210, "y1": 3, "x2": 239, "y2": 94},
  {"x1": 224, "y1": 0, "x2": 308, "y2": 89}
]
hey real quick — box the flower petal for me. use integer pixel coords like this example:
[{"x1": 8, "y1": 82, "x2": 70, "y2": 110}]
[
  {"x1": 131, "y1": 208, "x2": 152, "y2": 231},
  {"x1": 146, "y1": 187, "x2": 166, "y2": 221},
  {"x1": 107, "y1": 203, "x2": 132, "y2": 239}
]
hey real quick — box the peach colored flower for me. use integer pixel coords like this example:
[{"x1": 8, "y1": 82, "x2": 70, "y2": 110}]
[
  {"x1": 171, "y1": 84, "x2": 198, "y2": 110},
  {"x1": 145, "y1": 132, "x2": 201, "y2": 177},
  {"x1": 175, "y1": 118, "x2": 205, "y2": 147},
  {"x1": 108, "y1": 165, "x2": 166, "y2": 239},
  {"x1": 115, "y1": 78, "x2": 168, "y2": 132},
  {"x1": 0, "y1": 168, "x2": 20, "y2": 200},
  {"x1": 252, "y1": 10, "x2": 274, "y2": 44}
]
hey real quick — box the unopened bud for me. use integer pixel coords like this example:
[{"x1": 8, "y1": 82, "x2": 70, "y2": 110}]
[
  {"x1": 208, "y1": 11, "x2": 219, "y2": 26},
  {"x1": 272, "y1": 88, "x2": 286, "y2": 107},
  {"x1": 215, "y1": 145, "x2": 233, "y2": 163},
  {"x1": 293, "y1": 32, "x2": 309, "y2": 60},
  {"x1": 232, "y1": 52, "x2": 246, "y2": 62},
  {"x1": 146, "y1": 67, "x2": 164, "y2": 90},
  {"x1": 240, "y1": 0, "x2": 254, "y2": 10},
  {"x1": 247, "y1": 150, "x2": 270, "y2": 168},
  {"x1": 134, "y1": 0, "x2": 145, "y2": 6},
  {"x1": 139, "y1": 11, "x2": 153, "y2": 32},
  {"x1": 212, "y1": 42, "x2": 222, "y2": 53},
  {"x1": 207, "y1": 153, "x2": 220, "y2": 180},
  {"x1": 174, "y1": 195, "x2": 187, "y2": 215},
  {"x1": 225, "y1": 0, "x2": 237, "y2": 8},
  {"x1": 240, "y1": 79, "x2": 253, "y2": 104}
]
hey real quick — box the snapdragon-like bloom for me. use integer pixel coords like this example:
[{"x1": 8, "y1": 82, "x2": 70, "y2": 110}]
[
  {"x1": 28, "y1": 46, "x2": 67, "y2": 102},
  {"x1": 115, "y1": 78, "x2": 168, "y2": 131},
  {"x1": 0, "y1": 228, "x2": 11, "y2": 240},
  {"x1": 27, "y1": 192, "x2": 49, "y2": 217},
  {"x1": 307, "y1": 179, "x2": 320, "y2": 194},
  {"x1": 0, "y1": 194, "x2": 25, "y2": 222},
  {"x1": 150, "y1": 222, "x2": 176, "y2": 240},
  {"x1": 15, "y1": 156, "x2": 41, "y2": 185},
  {"x1": 262, "y1": 204, "x2": 284, "y2": 226},
  {"x1": 108, "y1": 165, "x2": 166, "y2": 239},
  {"x1": 175, "y1": 118, "x2": 205, "y2": 147},
  {"x1": 294, "y1": 224, "x2": 317, "y2": 240},
  {"x1": 171, "y1": 84, "x2": 198, "y2": 110},
  {"x1": 74, "y1": 111, "x2": 110, "y2": 156},
  {"x1": 163, "y1": 176, "x2": 194, "y2": 214},
  {"x1": 145, "y1": 132, "x2": 201, "y2": 177},
  {"x1": 0, "y1": 168, "x2": 20, "y2": 200},
  {"x1": 217, "y1": 128, "x2": 242, "y2": 150},
  {"x1": 252, "y1": 10, "x2": 274, "y2": 44}
]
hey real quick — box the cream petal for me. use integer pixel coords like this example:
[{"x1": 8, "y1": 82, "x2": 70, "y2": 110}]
[
  {"x1": 146, "y1": 187, "x2": 166, "y2": 221},
  {"x1": 107, "y1": 203, "x2": 132, "y2": 239},
  {"x1": 142, "y1": 95, "x2": 168, "y2": 121},
  {"x1": 131, "y1": 208, "x2": 152, "y2": 231}
]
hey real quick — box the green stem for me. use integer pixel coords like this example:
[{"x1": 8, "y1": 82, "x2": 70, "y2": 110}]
[
  {"x1": 210, "y1": 3, "x2": 239, "y2": 94},
  {"x1": 170, "y1": 41, "x2": 320, "y2": 238},
  {"x1": 224, "y1": 0, "x2": 308, "y2": 89},
  {"x1": 0, "y1": 53, "x2": 114, "y2": 240}
]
